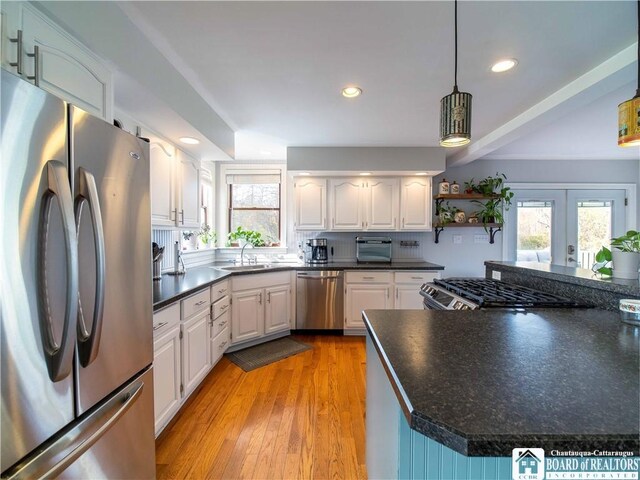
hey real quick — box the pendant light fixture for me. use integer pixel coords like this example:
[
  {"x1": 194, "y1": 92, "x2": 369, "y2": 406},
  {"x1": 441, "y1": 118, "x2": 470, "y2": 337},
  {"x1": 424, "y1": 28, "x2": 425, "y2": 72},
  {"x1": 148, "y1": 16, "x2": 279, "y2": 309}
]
[
  {"x1": 440, "y1": 0, "x2": 472, "y2": 147},
  {"x1": 618, "y1": 0, "x2": 640, "y2": 147}
]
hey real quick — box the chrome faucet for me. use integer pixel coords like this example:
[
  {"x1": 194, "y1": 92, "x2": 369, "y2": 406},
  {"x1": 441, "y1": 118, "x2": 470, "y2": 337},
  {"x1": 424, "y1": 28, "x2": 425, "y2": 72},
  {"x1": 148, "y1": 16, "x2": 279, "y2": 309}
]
[{"x1": 240, "y1": 242, "x2": 254, "y2": 265}]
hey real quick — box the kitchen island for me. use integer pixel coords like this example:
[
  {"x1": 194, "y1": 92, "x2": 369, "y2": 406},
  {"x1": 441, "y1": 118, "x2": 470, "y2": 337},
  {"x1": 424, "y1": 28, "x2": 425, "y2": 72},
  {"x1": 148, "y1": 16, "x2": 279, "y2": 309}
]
[{"x1": 363, "y1": 309, "x2": 639, "y2": 479}]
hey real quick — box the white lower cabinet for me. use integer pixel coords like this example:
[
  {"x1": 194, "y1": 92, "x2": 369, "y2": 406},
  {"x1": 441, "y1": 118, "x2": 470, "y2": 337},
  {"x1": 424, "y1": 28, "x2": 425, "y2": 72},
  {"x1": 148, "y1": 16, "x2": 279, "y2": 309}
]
[
  {"x1": 211, "y1": 309, "x2": 230, "y2": 365},
  {"x1": 231, "y1": 288, "x2": 264, "y2": 344},
  {"x1": 152, "y1": 326, "x2": 181, "y2": 435},
  {"x1": 181, "y1": 309, "x2": 211, "y2": 397},
  {"x1": 230, "y1": 272, "x2": 291, "y2": 347},
  {"x1": 264, "y1": 285, "x2": 291, "y2": 335},
  {"x1": 394, "y1": 271, "x2": 440, "y2": 309},
  {"x1": 345, "y1": 284, "x2": 392, "y2": 331}
]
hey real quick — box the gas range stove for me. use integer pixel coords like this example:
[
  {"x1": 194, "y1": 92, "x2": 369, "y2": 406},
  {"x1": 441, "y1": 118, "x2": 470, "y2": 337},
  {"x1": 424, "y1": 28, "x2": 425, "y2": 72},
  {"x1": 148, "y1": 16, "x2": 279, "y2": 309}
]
[{"x1": 420, "y1": 278, "x2": 588, "y2": 310}]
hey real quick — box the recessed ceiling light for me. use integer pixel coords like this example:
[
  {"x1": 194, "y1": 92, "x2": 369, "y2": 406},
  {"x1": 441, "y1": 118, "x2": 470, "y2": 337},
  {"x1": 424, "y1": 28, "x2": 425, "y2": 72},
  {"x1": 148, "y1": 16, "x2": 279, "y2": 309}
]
[
  {"x1": 491, "y1": 59, "x2": 518, "y2": 73},
  {"x1": 342, "y1": 86, "x2": 362, "y2": 98},
  {"x1": 299, "y1": 172, "x2": 311, "y2": 176},
  {"x1": 179, "y1": 136, "x2": 200, "y2": 145},
  {"x1": 415, "y1": 172, "x2": 428, "y2": 176},
  {"x1": 359, "y1": 172, "x2": 371, "y2": 176}
]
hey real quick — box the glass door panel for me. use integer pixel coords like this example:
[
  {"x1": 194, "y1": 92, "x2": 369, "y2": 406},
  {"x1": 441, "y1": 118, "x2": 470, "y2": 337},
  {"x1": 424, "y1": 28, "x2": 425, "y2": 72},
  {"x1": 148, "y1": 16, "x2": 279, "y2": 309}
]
[{"x1": 516, "y1": 200, "x2": 553, "y2": 263}]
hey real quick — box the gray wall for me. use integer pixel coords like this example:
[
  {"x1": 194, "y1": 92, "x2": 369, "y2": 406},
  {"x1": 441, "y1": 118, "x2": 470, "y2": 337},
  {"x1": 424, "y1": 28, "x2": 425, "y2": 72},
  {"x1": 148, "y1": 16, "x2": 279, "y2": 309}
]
[{"x1": 427, "y1": 159, "x2": 639, "y2": 277}]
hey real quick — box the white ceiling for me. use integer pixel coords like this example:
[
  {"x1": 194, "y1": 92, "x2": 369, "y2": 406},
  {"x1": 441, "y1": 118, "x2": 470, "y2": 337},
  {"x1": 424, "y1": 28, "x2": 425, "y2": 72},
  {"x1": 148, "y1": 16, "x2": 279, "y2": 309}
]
[{"x1": 119, "y1": 0, "x2": 637, "y2": 161}]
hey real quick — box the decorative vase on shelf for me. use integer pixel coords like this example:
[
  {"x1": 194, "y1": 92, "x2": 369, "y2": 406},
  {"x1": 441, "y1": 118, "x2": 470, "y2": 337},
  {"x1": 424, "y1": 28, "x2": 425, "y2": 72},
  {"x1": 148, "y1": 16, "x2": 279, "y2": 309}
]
[
  {"x1": 450, "y1": 181, "x2": 460, "y2": 194},
  {"x1": 611, "y1": 250, "x2": 640, "y2": 279},
  {"x1": 454, "y1": 210, "x2": 466, "y2": 224},
  {"x1": 438, "y1": 179, "x2": 450, "y2": 195}
]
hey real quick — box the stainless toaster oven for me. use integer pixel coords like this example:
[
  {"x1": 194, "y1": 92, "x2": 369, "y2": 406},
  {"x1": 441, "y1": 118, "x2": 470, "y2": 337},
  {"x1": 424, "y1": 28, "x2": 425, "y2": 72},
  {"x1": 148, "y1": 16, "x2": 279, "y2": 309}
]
[{"x1": 355, "y1": 236, "x2": 392, "y2": 263}]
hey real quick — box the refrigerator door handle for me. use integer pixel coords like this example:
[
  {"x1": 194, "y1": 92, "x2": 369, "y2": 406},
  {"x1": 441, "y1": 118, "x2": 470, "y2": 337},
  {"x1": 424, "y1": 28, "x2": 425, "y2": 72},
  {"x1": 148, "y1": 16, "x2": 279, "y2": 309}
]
[
  {"x1": 74, "y1": 167, "x2": 106, "y2": 367},
  {"x1": 38, "y1": 160, "x2": 79, "y2": 382},
  {"x1": 2, "y1": 377, "x2": 145, "y2": 480}
]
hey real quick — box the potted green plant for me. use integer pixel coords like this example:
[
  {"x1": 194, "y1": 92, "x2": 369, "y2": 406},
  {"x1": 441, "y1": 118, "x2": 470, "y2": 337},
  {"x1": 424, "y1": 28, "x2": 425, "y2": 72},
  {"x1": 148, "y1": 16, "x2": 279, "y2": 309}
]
[
  {"x1": 226, "y1": 226, "x2": 266, "y2": 247},
  {"x1": 197, "y1": 224, "x2": 216, "y2": 248},
  {"x1": 470, "y1": 173, "x2": 514, "y2": 230},
  {"x1": 437, "y1": 201, "x2": 457, "y2": 225},
  {"x1": 593, "y1": 230, "x2": 640, "y2": 279}
]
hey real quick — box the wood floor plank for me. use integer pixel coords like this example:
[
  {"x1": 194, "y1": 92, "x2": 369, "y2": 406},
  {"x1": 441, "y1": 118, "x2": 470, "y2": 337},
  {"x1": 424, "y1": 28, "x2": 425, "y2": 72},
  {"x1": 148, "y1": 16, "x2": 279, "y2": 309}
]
[{"x1": 155, "y1": 335, "x2": 368, "y2": 479}]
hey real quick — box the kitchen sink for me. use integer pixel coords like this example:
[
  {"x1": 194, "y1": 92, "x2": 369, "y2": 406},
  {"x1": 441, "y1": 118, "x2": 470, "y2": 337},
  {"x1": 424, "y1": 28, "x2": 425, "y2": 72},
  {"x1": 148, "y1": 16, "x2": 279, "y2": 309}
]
[{"x1": 215, "y1": 264, "x2": 272, "y2": 272}]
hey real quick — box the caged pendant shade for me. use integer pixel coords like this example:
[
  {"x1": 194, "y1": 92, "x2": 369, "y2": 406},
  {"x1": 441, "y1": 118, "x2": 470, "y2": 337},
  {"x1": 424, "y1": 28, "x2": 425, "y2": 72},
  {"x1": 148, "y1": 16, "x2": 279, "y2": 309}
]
[
  {"x1": 618, "y1": 0, "x2": 640, "y2": 147},
  {"x1": 440, "y1": 0, "x2": 472, "y2": 147}
]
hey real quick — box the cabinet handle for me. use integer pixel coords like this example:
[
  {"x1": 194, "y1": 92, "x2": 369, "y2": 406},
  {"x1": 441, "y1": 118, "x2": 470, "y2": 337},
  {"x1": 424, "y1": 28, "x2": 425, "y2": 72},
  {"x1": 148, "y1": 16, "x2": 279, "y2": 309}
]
[
  {"x1": 362, "y1": 276, "x2": 374, "y2": 280},
  {"x1": 219, "y1": 341, "x2": 227, "y2": 350},
  {"x1": 180, "y1": 209, "x2": 185, "y2": 225},
  {"x1": 220, "y1": 304, "x2": 228, "y2": 311},
  {"x1": 258, "y1": 293, "x2": 262, "y2": 305},
  {"x1": 395, "y1": 289, "x2": 398, "y2": 299},
  {"x1": 26, "y1": 45, "x2": 39, "y2": 87},
  {"x1": 172, "y1": 208, "x2": 177, "y2": 222},
  {"x1": 9, "y1": 30, "x2": 23, "y2": 75},
  {"x1": 361, "y1": 221, "x2": 364, "y2": 228},
  {"x1": 402, "y1": 217, "x2": 405, "y2": 228},
  {"x1": 218, "y1": 320, "x2": 227, "y2": 327},
  {"x1": 387, "y1": 289, "x2": 390, "y2": 299},
  {"x1": 267, "y1": 292, "x2": 271, "y2": 303},
  {"x1": 153, "y1": 321, "x2": 168, "y2": 331},
  {"x1": 411, "y1": 276, "x2": 423, "y2": 280},
  {"x1": 218, "y1": 288, "x2": 227, "y2": 294},
  {"x1": 194, "y1": 300, "x2": 207, "y2": 306},
  {"x1": 393, "y1": 218, "x2": 396, "y2": 228}
]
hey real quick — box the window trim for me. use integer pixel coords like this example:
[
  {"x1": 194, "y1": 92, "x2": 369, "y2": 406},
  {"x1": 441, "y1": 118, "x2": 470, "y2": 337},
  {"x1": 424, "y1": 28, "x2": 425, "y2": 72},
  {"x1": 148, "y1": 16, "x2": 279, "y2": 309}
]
[
  {"x1": 217, "y1": 163, "x2": 287, "y2": 248},
  {"x1": 227, "y1": 182, "x2": 282, "y2": 243}
]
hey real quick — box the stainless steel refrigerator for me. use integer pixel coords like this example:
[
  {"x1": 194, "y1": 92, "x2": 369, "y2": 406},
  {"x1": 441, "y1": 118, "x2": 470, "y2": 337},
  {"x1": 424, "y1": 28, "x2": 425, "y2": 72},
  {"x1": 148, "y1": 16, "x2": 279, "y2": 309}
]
[{"x1": 1, "y1": 69, "x2": 155, "y2": 479}]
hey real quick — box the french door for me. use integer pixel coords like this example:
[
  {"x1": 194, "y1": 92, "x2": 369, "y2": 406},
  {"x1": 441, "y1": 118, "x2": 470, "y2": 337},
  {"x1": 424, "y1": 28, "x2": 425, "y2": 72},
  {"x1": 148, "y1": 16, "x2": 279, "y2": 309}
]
[{"x1": 505, "y1": 189, "x2": 627, "y2": 267}]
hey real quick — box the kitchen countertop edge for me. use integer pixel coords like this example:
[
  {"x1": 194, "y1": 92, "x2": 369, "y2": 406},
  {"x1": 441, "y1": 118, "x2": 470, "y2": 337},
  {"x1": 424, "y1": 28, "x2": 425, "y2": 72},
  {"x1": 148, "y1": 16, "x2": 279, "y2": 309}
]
[{"x1": 153, "y1": 261, "x2": 444, "y2": 311}]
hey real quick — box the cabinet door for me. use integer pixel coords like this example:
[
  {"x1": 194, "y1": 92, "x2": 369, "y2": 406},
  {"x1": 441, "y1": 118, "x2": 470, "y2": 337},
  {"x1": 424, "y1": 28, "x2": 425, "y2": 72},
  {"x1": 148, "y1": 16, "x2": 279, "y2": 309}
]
[
  {"x1": 20, "y1": 5, "x2": 113, "y2": 120},
  {"x1": 345, "y1": 285, "x2": 392, "y2": 330},
  {"x1": 149, "y1": 137, "x2": 176, "y2": 227},
  {"x1": 264, "y1": 284, "x2": 290, "y2": 335},
  {"x1": 294, "y1": 178, "x2": 327, "y2": 230},
  {"x1": 1, "y1": 2, "x2": 20, "y2": 74},
  {"x1": 153, "y1": 326, "x2": 181, "y2": 435},
  {"x1": 178, "y1": 149, "x2": 200, "y2": 229},
  {"x1": 211, "y1": 310, "x2": 230, "y2": 365},
  {"x1": 394, "y1": 285, "x2": 424, "y2": 309},
  {"x1": 231, "y1": 288, "x2": 264, "y2": 345},
  {"x1": 400, "y1": 177, "x2": 432, "y2": 231},
  {"x1": 181, "y1": 311, "x2": 211, "y2": 397},
  {"x1": 330, "y1": 178, "x2": 363, "y2": 230},
  {"x1": 366, "y1": 178, "x2": 399, "y2": 230}
]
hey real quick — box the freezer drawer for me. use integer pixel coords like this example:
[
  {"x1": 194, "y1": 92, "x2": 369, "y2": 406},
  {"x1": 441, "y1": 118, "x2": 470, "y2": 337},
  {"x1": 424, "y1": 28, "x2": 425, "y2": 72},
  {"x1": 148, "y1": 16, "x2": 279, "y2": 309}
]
[{"x1": 3, "y1": 368, "x2": 156, "y2": 480}]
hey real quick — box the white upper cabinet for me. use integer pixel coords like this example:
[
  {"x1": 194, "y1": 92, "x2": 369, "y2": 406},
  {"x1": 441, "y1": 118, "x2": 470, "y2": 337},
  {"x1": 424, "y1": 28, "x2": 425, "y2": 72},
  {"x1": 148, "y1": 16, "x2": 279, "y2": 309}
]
[
  {"x1": 2, "y1": 3, "x2": 113, "y2": 120},
  {"x1": 400, "y1": 177, "x2": 432, "y2": 231},
  {"x1": 149, "y1": 136, "x2": 177, "y2": 227},
  {"x1": 365, "y1": 178, "x2": 399, "y2": 231},
  {"x1": 177, "y1": 150, "x2": 200, "y2": 229},
  {"x1": 294, "y1": 178, "x2": 327, "y2": 231},
  {"x1": 329, "y1": 178, "x2": 364, "y2": 230}
]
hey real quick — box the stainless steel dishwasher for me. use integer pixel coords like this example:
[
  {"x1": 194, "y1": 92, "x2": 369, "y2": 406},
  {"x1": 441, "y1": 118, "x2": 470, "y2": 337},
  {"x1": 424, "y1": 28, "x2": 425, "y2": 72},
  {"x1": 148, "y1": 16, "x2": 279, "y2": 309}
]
[{"x1": 296, "y1": 271, "x2": 344, "y2": 330}]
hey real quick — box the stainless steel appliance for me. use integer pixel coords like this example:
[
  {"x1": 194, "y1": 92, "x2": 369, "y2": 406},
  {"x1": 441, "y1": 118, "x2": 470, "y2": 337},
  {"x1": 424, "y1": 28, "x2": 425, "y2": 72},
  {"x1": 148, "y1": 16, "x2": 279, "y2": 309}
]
[
  {"x1": 1, "y1": 70, "x2": 155, "y2": 479},
  {"x1": 296, "y1": 271, "x2": 344, "y2": 330},
  {"x1": 305, "y1": 238, "x2": 328, "y2": 264},
  {"x1": 356, "y1": 236, "x2": 392, "y2": 263},
  {"x1": 420, "y1": 278, "x2": 587, "y2": 310}
]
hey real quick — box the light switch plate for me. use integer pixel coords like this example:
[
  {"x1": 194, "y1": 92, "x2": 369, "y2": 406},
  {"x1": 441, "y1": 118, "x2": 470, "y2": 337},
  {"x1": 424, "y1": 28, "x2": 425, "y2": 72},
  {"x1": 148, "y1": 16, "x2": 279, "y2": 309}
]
[
  {"x1": 474, "y1": 234, "x2": 489, "y2": 244},
  {"x1": 453, "y1": 235, "x2": 462, "y2": 244}
]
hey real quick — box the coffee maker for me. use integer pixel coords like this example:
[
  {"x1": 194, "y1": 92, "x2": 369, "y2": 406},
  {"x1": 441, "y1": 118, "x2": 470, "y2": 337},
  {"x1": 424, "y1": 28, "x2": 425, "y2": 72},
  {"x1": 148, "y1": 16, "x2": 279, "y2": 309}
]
[{"x1": 305, "y1": 238, "x2": 328, "y2": 264}]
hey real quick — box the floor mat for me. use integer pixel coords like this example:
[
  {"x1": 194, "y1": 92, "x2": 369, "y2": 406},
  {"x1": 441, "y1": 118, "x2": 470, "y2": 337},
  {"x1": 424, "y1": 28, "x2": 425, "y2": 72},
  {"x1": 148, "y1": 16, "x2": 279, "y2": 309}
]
[{"x1": 225, "y1": 337, "x2": 312, "y2": 371}]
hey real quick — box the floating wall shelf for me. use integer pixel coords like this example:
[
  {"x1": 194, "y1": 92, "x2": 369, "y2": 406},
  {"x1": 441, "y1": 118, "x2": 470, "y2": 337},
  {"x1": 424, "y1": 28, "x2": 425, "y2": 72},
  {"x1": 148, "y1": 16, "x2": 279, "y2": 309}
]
[{"x1": 433, "y1": 193, "x2": 503, "y2": 244}]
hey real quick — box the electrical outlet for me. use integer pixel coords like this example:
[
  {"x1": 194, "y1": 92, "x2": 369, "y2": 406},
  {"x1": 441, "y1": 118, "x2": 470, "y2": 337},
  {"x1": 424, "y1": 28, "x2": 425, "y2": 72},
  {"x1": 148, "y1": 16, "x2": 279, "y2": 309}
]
[
  {"x1": 492, "y1": 270, "x2": 502, "y2": 280},
  {"x1": 453, "y1": 235, "x2": 462, "y2": 244},
  {"x1": 474, "y1": 234, "x2": 489, "y2": 244}
]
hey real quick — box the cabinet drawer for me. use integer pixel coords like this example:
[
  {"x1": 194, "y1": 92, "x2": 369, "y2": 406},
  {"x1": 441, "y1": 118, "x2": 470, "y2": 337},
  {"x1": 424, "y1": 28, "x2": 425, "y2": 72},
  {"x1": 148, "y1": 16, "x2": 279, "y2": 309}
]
[
  {"x1": 212, "y1": 310, "x2": 230, "y2": 338},
  {"x1": 394, "y1": 271, "x2": 440, "y2": 284},
  {"x1": 212, "y1": 325, "x2": 230, "y2": 356},
  {"x1": 181, "y1": 288, "x2": 211, "y2": 319},
  {"x1": 212, "y1": 295, "x2": 230, "y2": 321},
  {"x1": 153, "y1": 303, "x2": 180, "y2": 338},
  {"x1": 231, "y1": 271, "x2": 290, "y2": 291},
  {"x1": 211, "y1": 280, "x2": 230, "y2": 303},
  {"x1": 345, "y1": 271, "x2": 392, "y2": 284}
]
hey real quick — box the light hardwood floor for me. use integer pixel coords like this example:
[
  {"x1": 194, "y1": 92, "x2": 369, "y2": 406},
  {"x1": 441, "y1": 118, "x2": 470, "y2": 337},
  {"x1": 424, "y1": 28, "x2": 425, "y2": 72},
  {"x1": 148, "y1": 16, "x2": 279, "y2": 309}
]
[{"x1": 156, "y1": 335, "x2": 368, "y2": 480}]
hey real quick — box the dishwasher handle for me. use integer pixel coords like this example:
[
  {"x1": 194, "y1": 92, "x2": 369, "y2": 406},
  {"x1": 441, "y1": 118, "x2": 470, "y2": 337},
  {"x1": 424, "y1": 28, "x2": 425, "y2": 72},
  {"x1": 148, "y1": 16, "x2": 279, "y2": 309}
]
[{"x1": 297, "y1": 271, "x2": 342, "y2": 280}]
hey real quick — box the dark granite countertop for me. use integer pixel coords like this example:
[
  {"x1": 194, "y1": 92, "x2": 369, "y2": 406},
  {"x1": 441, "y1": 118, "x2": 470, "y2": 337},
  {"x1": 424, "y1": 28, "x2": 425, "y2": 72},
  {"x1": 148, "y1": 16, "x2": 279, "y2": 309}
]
[
  {"x1": 486, "y1": 261, "x2": 640, "y2": 297},
  {"x1": 363, "y1": 308, "x2": 640, "y2": 457},
  {"x1": 153, "y1": 261, "x2": 444, "y2": 311}
]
